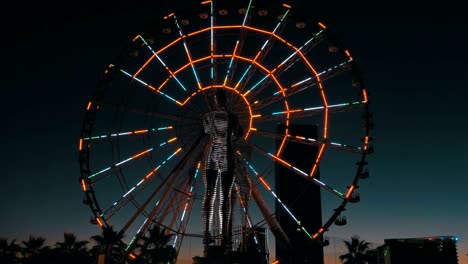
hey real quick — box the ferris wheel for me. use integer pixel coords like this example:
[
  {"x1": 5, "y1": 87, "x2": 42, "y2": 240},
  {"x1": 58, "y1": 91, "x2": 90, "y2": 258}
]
[{"x1": 78, "y1": 0, "x2": 373, "y2": 262}]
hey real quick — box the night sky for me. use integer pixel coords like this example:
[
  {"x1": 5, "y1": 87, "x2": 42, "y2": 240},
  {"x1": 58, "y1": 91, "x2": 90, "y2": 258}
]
[{"x1": 4, "y1": 1, "x2": 468, "y2": 263}]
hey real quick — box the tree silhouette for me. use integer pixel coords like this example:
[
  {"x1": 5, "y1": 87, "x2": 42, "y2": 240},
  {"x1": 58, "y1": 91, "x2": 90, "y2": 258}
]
[
  {"x1": 133, "y1": 225, "x2": 176, "y2": 264},
  {"x1": 0, "y1": 238, "x2": 21, "y2": 264},
  {"x1": 20, "y1": 235, "x2": 50, "y2": 264},
  {"x1": 90, "y1": 226, "x2": 126, "y2": 264},
  {"x1": 53, "y1": 232, "x2": 90, "y2": 264},
  {"x1": 339, "y1": 235, "x2": 370, "y2": 264}
]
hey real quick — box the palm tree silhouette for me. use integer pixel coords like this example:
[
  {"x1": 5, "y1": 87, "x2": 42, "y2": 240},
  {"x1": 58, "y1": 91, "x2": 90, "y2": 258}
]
[
  {"x1": 90, "y1": 226, "x2": 126, "y2": 264},
  {"x1": 20, "y1": 235, "x2": 50, "y2": 264},
  {"x1": 339, "y1": 235, "x2": 370, "y2": 264},
  {"x1": 133, "y1": 225, "x2": 176, "y2": 264},
  {"x1": 0, "y1": 238, "x2": 21, "y2": 264},
  {"x1": 53, "y1": 232, "x2": 90, "y2": 264}
]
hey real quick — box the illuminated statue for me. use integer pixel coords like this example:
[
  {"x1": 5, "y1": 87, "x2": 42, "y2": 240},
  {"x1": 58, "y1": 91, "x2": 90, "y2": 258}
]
[{"x1": 202, "y1": 89, "x2": 243, "y2": 249}]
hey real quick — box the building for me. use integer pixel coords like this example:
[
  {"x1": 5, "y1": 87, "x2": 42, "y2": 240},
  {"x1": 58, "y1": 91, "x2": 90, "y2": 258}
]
[
  {"x1": 367, "y1": 236, "x2": 459, "y2": 264},
  {"x1": 275, "y1": 124, "x2": 323, "y2": 264}
]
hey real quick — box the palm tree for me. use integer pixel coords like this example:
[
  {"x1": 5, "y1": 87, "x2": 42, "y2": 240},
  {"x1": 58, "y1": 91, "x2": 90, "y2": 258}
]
[
  {"x1": 0, "y1": 238, "x2": 21, "y2": 264},
  {"x1": 53, "y1": 232, "x2": 90, "y2": 264},
  {"x1": 339, "y1": 235, "x2": 370, "y2": 264},
  {"x1": 134, "y1": 225, "x2": 176, "y2": 264},
  {"x1": 90, "y1": 226, "x2": 126, "y2": 264},
  {"x1": 20, "y1": 235, "x2": 50, "y2": 264}
]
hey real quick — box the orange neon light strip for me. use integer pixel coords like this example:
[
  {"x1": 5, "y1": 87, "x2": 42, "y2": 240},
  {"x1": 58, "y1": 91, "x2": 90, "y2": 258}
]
[
  {"x1": 312, "y1": 227, "x2": 325, "y2": 239},
  {"x1": 156, "y1": 37, "x2": 180, "y2": 54},
  {"x1": 133, "y1": 129, "x2": 148, "y2": 134},
  {"x1": 156, "y1": 78, "x2": 171, "y2": 91},
  {"x1": 309, "y1": 144, "x2": 326, "y2": 177},
  {"x1": 276, "y1": 135, "x2": 288, "y2": 156},
  {"x1": 173, "y1": 55, "x2": 211, "y2": 75},
  {"x1": 86, "y1": 102, "x2": 92, "y2": 111},
  {"x1": 344, "y1": 49, "x2": 353, "y2": 61},
  {"x1": 362, "y1": 89, "x2": 368, "y2": 102},
  {"x1": 345, "y1": 185, "x2": 355, "y2": 199},
  {"x1": 134, "y1": 54, "x2": 155, "y2": 78},
  {"x1": 79, "y1": 138, "x2": 83, "y2": 151},
  {"x1": 164, "y1": 13, "x2": 175, "y2": 20},
  {"x1": 318, "y1": 22, "x2": 327, "y2": 29},
  {"x1": 363, "y1": 136, "x2": 369, "y2": 150},
  {"x1": 145, "y1": 167, "x2": 159, "y2": 179},
  {"x1": 258, "y1": 177, "x2": 271, "y2": 190},
  {"x1": 96, "y1": 217, "x2": 103, "y2": 227},
  {"x1": 81, "y1": 179, "x2": 87, "y2": 191},
  {"x1": 271, "y1": 154, "x2": 291, "y2": 167},
  {"x1": 276, "y1": 101, "x2": 291, "y2": 156},
  {"x1": 167, "y1": 137, "x2": 177, "y2": 143},
  {"x1": 132, "y1": 149, "x2": 151, "y2": 159}
]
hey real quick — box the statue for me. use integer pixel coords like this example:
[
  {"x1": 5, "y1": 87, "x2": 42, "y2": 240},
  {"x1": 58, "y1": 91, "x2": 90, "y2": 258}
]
[{"x1": 202, "y1": 89, "x2": 243, "y2": 249}]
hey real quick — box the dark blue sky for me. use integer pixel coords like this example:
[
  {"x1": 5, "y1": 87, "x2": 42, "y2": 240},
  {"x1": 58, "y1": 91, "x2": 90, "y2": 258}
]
[{"x1": 4, "y1": 1, "x2": 468, "y2": 263}]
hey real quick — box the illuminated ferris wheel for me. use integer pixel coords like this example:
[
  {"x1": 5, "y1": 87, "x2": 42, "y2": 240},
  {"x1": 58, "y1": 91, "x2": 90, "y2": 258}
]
[{"x1": 78, "y1": 0, "x2": 374, "y2": 262}]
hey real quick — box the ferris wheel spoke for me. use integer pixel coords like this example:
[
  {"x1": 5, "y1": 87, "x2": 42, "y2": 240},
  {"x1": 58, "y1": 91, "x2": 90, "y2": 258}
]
[
  {"x1": 156, "y1": 184, "x2": 189, "y2": 230},
  {"x1": 238, "y1": 154, "x2": 316, "y2": 240},
  {"x1": 125, "y1": 136, "x2": 205, "y2": 252},
  {"x1": 232, "y1": 182, "x2": 273, "y2": 253},
  {"x1": 133, "y1": 35, "x2": 191, "y2": 92},
  {"x1": 222, "y1": 0, "x2": 254, "y2": 88},
  {"x1": 112, "y1": 66, "x2": 185, "y2": 106},
  {"x1": 271, "y1": 28, "x2": 327, "y2": 76},
  {"x1": 98, "y1": 154, "x2": 198, "y2": 226},
  {"x1": 284, "y1": 59, "x2": 353, "y2": 91},
  {"x1": 248, "y1": 172, "x2": 292, "y2": 248},
  {"x1": 208, "y1": 0, "x2": 217, "y2": 83},
  {"x1": 99, "y1": 145, "x2": 188, "y2": 221},
  {"x1": 248, "y1": 60, "x2": 354, "y2": 111},
  {"x1": 80, "y1": 126, "x2": 175, "y2": 145},
  {"x1": 241, "y1": 31, "x2": 327, "y2": 101},
  {"x1": 251, "y1": 100, "x2": 367, "y2": 123},
  {"x1": 156, "y1": 157, "x2": 204, "y2": 228},
  {"x1": 233, "y1": 6, "x2": 291, "y2": 92},
  {"x1": 245, "y1": 141, "x2": 345, "y2": 200},
  {"x1": 248, "y1": 129, "x2": 367, "y2": 154},
  {"x1": 87, "y1": 137, "x2": 179, "y2": 183},
  {"x1": 170, "y1": 14, "x2": 204, "y2": 90},
  {"x1": 172, "y1": 161, "x2": 203, "y2": 249}
]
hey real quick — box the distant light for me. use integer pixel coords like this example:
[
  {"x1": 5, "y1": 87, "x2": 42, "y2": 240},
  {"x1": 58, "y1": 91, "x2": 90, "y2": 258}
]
[
  {"x1": 199, "y1": 12, "x2": 209, "y2": 19},
  {"x1": 296, "y1": 21, "x2": 306, "y2": 29},
  {"x1": 180, "y1": 19, "x2": 190, "y2": 26},
  {"x1": 258, "y1": 9, "x2": 268, "y2": 16},
  {"x1": 218, "y1": 9, "x2": 228, "y2": 15},
  {"x1": 238, "y1": 8, "x2": 247, "y2": 14}
]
